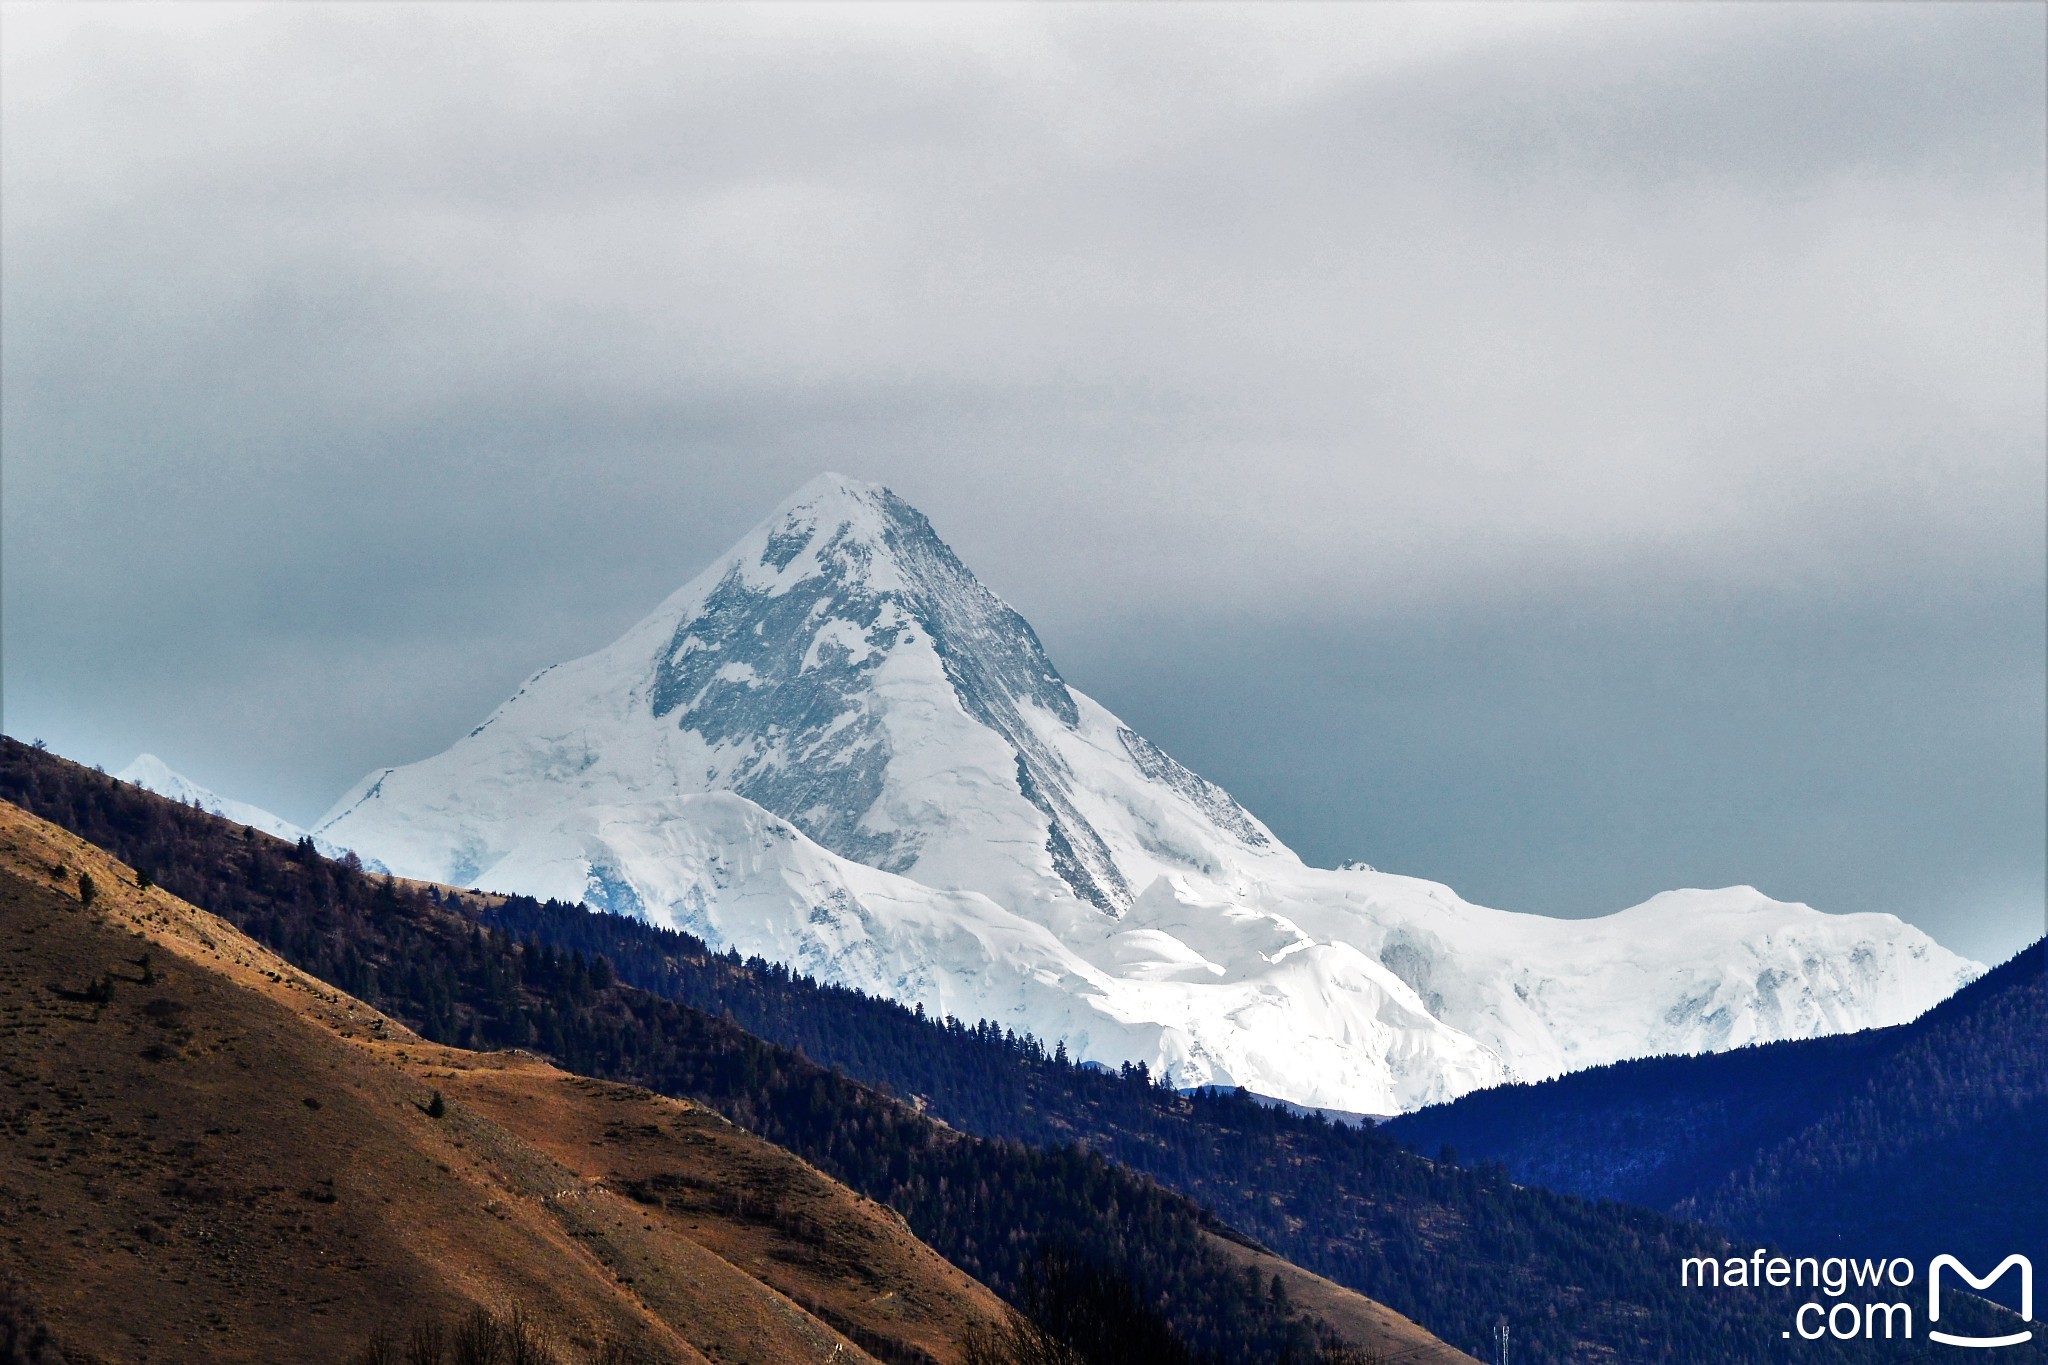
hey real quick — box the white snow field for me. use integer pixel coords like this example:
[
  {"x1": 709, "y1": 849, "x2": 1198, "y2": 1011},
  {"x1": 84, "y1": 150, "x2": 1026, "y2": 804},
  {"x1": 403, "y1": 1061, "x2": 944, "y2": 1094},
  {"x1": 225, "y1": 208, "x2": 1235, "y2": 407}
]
[{"x1": 311, "y1": 474, "x2": 1978, "y2": 1115}]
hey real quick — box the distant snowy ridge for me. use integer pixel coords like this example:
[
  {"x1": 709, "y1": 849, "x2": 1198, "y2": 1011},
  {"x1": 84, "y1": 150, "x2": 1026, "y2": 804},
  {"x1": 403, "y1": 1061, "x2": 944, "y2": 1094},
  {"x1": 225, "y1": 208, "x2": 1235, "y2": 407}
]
[
  {"x1": 118, "y1": 755, "x2": 373, "y2": 867},
  {"x1": 312, "y1": 474, "x2": 1980, "y2": 1115}
]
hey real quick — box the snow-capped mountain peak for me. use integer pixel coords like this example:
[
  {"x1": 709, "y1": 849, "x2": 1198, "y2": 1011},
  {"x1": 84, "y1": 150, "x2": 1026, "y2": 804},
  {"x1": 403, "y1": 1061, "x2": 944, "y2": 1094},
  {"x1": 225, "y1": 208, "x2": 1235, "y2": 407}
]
[
  {"x1": 311, "y1": 475, "x2": 1979, "y2": 1114},
  {"x1": 642, "y1": 473, "x2": 1135, "y2": 914},
  {"x1": 323, "y1": 473, "x2": 1280, "y2": 925},
  {"x1": 118, "y1": 754, "x2": 377, "y2": 866},
  {"x1": 117, "y1": 754, "x2": 309, "y2": 842}
]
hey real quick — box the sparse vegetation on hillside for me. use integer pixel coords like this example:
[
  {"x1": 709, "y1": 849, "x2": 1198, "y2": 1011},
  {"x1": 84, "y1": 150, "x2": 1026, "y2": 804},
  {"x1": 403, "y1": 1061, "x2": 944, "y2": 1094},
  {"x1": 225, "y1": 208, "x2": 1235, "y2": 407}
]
[{"x1": 348, "y1": 1307, "x2": 580, "y2": 1365}]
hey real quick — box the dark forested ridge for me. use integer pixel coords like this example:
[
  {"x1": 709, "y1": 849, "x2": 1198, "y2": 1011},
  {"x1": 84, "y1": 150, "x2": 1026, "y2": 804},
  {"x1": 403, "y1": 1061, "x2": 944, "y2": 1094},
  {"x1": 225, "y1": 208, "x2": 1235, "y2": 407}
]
[
  {"x1": 6, "y1": 735, "x2": 2038, "y2": 1362},
  {"x1": 1387, "y1": 940, "x2": 2048, "y2": 1315}
]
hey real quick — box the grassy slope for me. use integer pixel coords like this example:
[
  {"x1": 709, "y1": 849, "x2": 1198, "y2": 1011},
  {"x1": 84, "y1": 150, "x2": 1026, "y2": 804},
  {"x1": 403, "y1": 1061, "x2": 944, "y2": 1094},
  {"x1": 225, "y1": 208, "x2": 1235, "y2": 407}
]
[{"x1": 0, "y1": 801, "x2": 1008, "y2": 1364}]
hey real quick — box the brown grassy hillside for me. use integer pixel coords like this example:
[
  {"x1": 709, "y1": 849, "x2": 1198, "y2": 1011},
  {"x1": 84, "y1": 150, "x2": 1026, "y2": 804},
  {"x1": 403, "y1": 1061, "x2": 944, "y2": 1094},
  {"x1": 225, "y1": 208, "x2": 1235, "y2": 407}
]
[{"x1": 0, "y1": 801, "x2": 1009, "y2": 1364}]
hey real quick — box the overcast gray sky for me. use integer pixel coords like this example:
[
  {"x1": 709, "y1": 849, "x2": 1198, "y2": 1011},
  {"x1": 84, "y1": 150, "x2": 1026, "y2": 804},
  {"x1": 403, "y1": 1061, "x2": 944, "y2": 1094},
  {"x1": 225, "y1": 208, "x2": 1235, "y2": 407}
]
[{"x1": 4, "y1": 3, "x2": 2042, "y2": 963}]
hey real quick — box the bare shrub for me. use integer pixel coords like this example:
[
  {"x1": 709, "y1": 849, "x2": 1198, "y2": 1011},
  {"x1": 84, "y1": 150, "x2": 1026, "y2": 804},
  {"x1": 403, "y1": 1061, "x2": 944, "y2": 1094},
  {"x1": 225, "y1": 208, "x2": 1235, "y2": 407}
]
[
  {"x1": 591, "y1": 1337, "x2": 653, "y2": 1365},
  {"x1": 0, "y1": 1269, "x2": 68, "y2": 1365},
  {"x1": 365, "y1": 1307, "x2": 562, "y2": 1365},
  {"x1": 345, "y1": 1327, "x2": 400, "y2": 1365},
  {"x1": 405, "y1": 1317, "x2": 448, "y2": 1365},
  {"x1": 961, "y1": 1308, "x2": 1086, "y2": 1365}
]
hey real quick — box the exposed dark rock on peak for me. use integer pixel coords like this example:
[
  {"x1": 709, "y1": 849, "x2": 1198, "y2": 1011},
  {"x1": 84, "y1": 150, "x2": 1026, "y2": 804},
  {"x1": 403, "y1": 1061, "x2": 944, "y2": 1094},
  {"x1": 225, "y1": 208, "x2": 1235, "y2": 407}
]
[{"x1": 649, "y1": 478, "x2": 1129, "y2": 912}]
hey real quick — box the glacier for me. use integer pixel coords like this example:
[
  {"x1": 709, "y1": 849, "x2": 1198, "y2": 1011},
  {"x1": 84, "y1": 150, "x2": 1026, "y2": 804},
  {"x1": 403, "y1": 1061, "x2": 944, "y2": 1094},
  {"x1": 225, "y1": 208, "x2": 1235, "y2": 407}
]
[{"x1": 310, "y1": 473, "x2": 1980, "y2": 1115}]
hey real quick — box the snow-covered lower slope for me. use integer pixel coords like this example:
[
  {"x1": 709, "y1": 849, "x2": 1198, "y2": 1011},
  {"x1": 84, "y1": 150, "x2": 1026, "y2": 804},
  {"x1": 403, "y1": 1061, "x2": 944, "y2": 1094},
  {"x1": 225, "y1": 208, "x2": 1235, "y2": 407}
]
[{"x1": 313, "y1": 474, "x2": 1980, "y2": 1114}]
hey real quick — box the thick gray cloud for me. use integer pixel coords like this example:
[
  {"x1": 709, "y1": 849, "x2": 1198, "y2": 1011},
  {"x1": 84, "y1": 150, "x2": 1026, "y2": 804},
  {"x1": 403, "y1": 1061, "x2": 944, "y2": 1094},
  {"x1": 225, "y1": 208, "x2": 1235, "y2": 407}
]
[{"x1": 4, "y1": 3, "x2": 2041, "y2": 962}]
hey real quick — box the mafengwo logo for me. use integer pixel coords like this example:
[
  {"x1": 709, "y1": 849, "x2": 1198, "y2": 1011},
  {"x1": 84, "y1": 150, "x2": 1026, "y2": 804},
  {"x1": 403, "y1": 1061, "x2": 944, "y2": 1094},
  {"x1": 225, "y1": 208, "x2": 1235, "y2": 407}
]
[
  {"x1": 1930, "y1": 1255, "x2": 2033, "y2": 1349},
  {"x1": 1682, "y1": 1250, "x2": 2036, "y2": 1345}
]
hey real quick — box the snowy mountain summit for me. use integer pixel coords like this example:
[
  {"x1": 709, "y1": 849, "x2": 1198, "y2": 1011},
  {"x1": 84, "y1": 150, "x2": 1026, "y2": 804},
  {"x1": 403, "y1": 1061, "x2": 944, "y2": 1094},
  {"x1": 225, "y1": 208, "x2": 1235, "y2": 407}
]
[
  {"x1": 118, "y1": 754, "x2": 370, "y2": 865},
  {"x1": 316, "y1": 474, "x2": 1978, "y2": 1114},
  {"x1": 119, "y1": 754, "x2": 313, "y2": 845}
]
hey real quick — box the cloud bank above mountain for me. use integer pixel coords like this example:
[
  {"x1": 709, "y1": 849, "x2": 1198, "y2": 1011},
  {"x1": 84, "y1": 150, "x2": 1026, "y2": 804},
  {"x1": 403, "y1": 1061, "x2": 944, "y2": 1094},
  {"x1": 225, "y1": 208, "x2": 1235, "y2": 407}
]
[{"x1": 3, "y1": 4, "x2": 2041, "y2": 960}]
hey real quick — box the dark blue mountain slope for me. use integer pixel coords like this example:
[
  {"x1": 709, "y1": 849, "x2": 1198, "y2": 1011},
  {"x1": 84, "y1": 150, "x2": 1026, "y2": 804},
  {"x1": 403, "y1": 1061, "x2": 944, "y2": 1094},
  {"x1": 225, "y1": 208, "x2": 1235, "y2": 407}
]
[{"x1": 1385, "y1": 941, "x2": 2048, "y2": 1311}]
